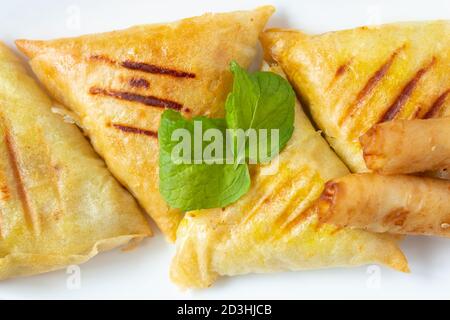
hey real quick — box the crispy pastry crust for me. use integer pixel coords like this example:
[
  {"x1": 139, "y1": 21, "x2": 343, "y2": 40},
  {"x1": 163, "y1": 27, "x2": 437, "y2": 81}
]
[
  {"x1": 0, "y1": 43, "x2": 150, "y2": 280},
  {"x1": 360, "y1": 118, "x2": 450, "y2": 174},
  {"x1": 16, "y1": 6, "x2": 275, "y2": 241},
  {"x1": 316, "y1": 173, "x2": 450, "y2": 237},
  {"x1": 261, "y1": 21, "x2": 450, "y2": 173},
  {"x1": 170, "y1": 65, "x2": 408, "y2": 289}
]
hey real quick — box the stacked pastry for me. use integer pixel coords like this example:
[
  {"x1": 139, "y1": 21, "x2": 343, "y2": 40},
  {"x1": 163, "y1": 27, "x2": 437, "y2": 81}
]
[
  {"x1": 0, "y1": 6, "x2": 447, "y2": 288},
  {"x1": 261, "y1": 22, "x2": 450, "y2": 237}
]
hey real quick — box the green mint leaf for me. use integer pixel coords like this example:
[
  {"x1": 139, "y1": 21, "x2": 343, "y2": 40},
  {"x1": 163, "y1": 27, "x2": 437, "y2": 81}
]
[
  {"x1": 159, "y1": 110, "x2": 250, "y2": 211},
  {"x1": 158, "y1": 63, "x2": 297, "y2": 211},
  {"x1": 226, "y1": 61, "x2": 295, "y2": 164}
]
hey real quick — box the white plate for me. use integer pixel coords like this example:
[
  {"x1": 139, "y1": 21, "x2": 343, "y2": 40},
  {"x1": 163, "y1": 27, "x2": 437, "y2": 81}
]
[{"x1": 0, "y1": 0, "x2": 449, "y2": 300}]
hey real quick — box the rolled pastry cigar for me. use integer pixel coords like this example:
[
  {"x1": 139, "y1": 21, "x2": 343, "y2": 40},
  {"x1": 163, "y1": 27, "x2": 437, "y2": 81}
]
[
  {"x1": 360, "y1": 118, "x2": 450, "y2": 175},
  {"x1": 317, "y1": 173, "x2": 450, "y2": 238}
]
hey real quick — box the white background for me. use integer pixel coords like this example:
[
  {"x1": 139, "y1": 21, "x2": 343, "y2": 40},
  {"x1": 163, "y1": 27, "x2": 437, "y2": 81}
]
[{"x1": 1, "y1": 0, "x2": 449, "y2": 300}]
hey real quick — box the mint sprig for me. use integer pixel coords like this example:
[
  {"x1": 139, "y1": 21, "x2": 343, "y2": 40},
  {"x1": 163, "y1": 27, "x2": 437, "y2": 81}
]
[
  {"x1": 226, "y1": 61, "x2": 295, "y2": 164},
  {"x1": 159, "y1": 110, "x2": 250, "y2": 211},
  {"x1": 159, "y1": 62, "x2": 295, "y2": 211}
]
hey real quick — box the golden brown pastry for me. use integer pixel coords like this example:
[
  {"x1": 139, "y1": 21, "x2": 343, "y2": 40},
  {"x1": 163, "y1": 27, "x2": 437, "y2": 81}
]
[
  {"x1": 261, "y1": 21, "x2": 450, "y2": 172},
  {"x1": 0, "y1": 42, "x2": 150, "y2": 280},
  {"x1": 360, "y1": 118, "x2": 450, "y2": 174},
  {"x1": 16, "y1": 6, "x2": 274, "y2": 241},
  {"x1": 170, "y1": 64, "x2": 408, "y2": 289},
  {"x1": 316, "y1": 173, "x2": 450, "y2": 238}
]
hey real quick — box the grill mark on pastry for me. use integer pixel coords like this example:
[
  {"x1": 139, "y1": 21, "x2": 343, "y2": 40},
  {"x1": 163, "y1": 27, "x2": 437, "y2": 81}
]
[
  {"x1": 410, "y1": 106, "x2": 422, "y2": 119},
  {"x1": 89, "y1": 87, "x2": 184, "y2": 111},
  {"x1": 128, "y1": 78, "x2": 150, "y2": 89},
  {"x1": 274, "y1": 170, "x2": 319, "y2": 229},
  {"x1": 121, "y1": 60, "x2": 196, "y2": 79},
  {"x1": 240, "y1": 173, "x2": 291, "y2": 225},
  {"x1": 327, "y1": 59, "x2": 353, "y2": 90},
  {"x1": 282, "y1": 206, "x2": 317, "y2": 234},
  {"x1": 335, "y1": 61, "x2": 351, "y2": 78},
  {"x1": 89, "y1": 54, "x2": 117, "y2": 65},
  {"x1": 89, "y1": 55, "x2": 196, "y2": 78},
  {"x1": 379, "y1": 57, "x2": 436, "y2": 123},
  {"x1": 240, "y1": 192, "x2": 274, "y2": 225},
  {"x1": 422, "y1": 89, "x2": 449, "y2": 119},
  {"x1": 0, "y1": 185, "x2": 10, "y2": 201},
  {"x1": 274, "y1": 185, "x2": 321, "y2": 238},
  {"x1": 339, "y1": 48, "x2": 402, "y2": 125},
  {"x1": 111, "y1": 123, "x2": 158, "y2": 138},
  {"x1": 4, "y1": 132, "x2": 38, "y2": 234}
]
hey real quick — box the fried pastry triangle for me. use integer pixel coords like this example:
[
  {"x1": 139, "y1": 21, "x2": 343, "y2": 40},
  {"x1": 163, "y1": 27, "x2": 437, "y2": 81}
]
[
  {"x1": 16, "y1": 6, "x2": 274, "y2": 241},
  {"x1": 261, "y1": 21, "x2": 450, "y2": 172},
  {"x1": 170, "y1": 64, "x2": 408, "y2": 289},
  {"x1": 0, "y1": 43, "x2": 150, "y2": 280}
]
